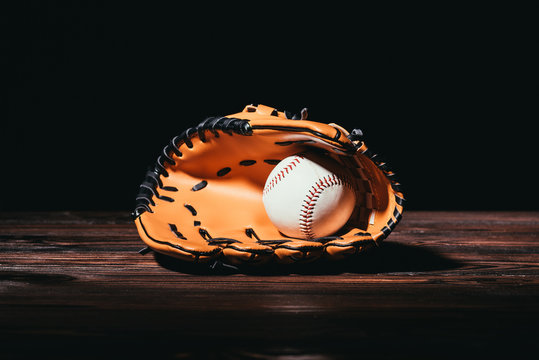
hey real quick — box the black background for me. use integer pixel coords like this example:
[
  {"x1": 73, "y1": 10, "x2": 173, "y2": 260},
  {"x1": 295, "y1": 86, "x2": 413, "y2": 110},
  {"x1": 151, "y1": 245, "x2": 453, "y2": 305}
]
[{"x1": 2, "y1": 2, "x2": 535, "y2": 211}]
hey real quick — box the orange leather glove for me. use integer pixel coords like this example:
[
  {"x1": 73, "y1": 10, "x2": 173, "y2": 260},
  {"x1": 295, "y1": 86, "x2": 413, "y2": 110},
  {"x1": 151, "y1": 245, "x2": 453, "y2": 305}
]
[{"x1": 133, "y1": 104, "x2": 404, "y2": 266}]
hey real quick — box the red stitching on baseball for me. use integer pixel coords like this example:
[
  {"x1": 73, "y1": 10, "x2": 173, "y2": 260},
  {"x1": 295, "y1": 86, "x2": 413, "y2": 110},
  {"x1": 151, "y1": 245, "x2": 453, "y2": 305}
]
[
  {"x1": 263, "y1": 156, "x2": 353, "y2": 239},
  {"x1": 263, "y1": 155, "x2": 304, "y2": 195},
  {"x1": 299, "y1": 175, "x2": 351, "y2": 240}
]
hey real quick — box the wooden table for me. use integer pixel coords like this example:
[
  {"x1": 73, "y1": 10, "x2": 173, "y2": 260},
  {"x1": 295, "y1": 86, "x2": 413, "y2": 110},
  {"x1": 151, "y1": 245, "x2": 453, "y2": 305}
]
[{"x1": 1, "y1": 211, "x2": 538, "y2": 359}]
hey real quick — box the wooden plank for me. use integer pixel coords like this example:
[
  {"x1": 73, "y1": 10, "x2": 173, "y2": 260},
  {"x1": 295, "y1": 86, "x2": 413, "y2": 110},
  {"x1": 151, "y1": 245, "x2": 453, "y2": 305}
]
[{"x1": 0, "y1": 211, "x2": 538, "y2": 359}]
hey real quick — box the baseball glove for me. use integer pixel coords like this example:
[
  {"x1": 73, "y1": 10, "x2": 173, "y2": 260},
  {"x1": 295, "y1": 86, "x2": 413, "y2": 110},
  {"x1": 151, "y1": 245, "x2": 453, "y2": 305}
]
[{"x1": 133, "y1": 104, "x2": 404, "y2": 266}]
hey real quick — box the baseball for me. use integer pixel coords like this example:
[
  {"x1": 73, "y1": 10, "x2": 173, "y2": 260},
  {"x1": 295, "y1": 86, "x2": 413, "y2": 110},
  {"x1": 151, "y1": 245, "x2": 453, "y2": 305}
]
[{"x1": 262, "y1": 153, "x2": 356, "y2": 240}]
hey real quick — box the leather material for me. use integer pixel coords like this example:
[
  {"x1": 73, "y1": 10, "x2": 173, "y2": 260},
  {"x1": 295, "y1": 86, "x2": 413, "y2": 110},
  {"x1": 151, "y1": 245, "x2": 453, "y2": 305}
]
[{"x1": 133, "y1": 104, "x2": 404, "y2": 266}]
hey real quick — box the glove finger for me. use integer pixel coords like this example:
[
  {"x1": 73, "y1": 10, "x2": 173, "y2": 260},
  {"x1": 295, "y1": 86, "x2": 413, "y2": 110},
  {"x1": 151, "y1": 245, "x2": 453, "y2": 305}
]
[
  {"x1": 221, "y1": 242, "x2": 275, "y2": 266},
  {"x1": 324, "y1": 233, "x2": 377, "y2": 260},
  {"x1": 273, "y1": 240, "x2": 325, "y2": 264},
  {"x1": 134, "y1": 215, "x2": 222, "y2": 262}
]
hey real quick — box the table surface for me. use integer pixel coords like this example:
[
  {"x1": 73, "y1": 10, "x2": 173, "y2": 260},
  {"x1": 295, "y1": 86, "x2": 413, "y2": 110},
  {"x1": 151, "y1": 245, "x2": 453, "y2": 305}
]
[{"x1": 1, "y1": 211, "x2": 538, "y2": 359}]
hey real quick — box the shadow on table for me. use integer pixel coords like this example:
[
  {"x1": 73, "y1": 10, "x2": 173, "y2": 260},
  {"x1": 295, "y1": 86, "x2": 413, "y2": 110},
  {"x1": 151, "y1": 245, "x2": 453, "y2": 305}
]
[{"x1": 154, "y1": 241, "x2": 463, "y2": 275}]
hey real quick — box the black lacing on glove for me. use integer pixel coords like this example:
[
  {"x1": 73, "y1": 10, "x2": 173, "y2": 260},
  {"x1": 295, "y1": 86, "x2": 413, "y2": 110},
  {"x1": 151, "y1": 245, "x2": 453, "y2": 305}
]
[{"x1": 133, "y1": 117, "x2": 252, "y2": 218}]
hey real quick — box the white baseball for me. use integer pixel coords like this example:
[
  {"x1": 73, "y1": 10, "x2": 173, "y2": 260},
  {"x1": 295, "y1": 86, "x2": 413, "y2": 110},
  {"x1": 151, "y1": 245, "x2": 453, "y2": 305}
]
[{"x1": 262, "y1": 153, "x2": 356, "y2": 240}]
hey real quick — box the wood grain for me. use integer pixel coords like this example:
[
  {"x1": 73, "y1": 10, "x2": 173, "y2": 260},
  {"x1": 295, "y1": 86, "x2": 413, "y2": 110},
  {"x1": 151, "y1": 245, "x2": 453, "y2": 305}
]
[{"x1": 1, "y1": 211, "x2": 538, "y2": 359}]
